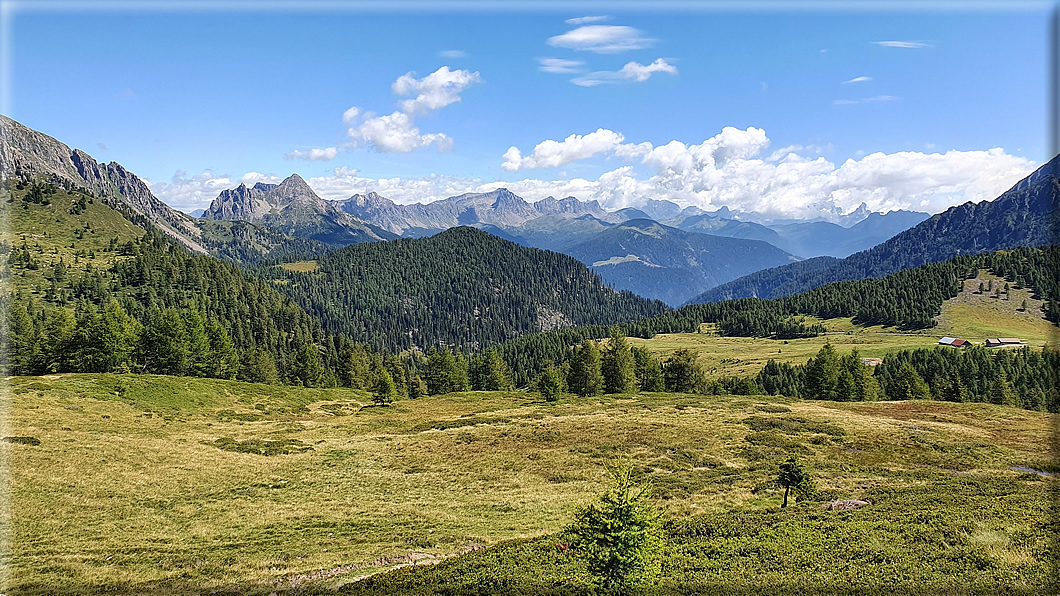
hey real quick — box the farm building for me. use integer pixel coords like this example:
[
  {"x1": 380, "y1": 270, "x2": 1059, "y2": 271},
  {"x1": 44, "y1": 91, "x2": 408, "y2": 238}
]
[
  {"x1": 985, "y1": 338, "x2": 1022, "y2": 347},
  {"x1": 938, "y1": 337, "x2": 969, "y2": 347},
  {"x1": 859, "y1": 357, "x2": 883, "y2": 366}
]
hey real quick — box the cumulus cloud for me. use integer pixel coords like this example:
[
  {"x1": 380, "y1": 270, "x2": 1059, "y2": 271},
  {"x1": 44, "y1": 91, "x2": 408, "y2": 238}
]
[
  {"x1": 538, "y1": 58, "x2": 585, "y2": 73},
  {"x1": 502, "y1": 128, "x2": 627, "y2": 171},
  {"x1": 147, "y1": 170, "x2": 235, "y2": 213},
  {"x1": 342, "y1": 66, "x2": 481, "y2": 153},
  {"x1": 347, "y1": 110, "x2": 453, "y2": 153},
  {"x1": 548, "y1": 25, "x2": 654, "y2": 53},
  {"x1": 284, "y1": 147, "x2": 339, "y2": 161},
  {"x1": 342, "y1": 106, "x2": 361, "y2": 124},
  {"x1": 874, "y1": 40, "x2": 931, "y2": 48},
  {"x1": 565, "y1": 15, "x2": 609, "y2": 25},
  {"x1": 496, "y1": 126, "x2": 1035, "y2": 219},
  {"x1": 392, "y1": 66, "x2": 481, "y2": 115},
  {"x1": 571, "y1": 58, "x2": 677, "y2": 86},
  {"x1": 842, "y1": 76, "x2": 872, "y2": 84}
]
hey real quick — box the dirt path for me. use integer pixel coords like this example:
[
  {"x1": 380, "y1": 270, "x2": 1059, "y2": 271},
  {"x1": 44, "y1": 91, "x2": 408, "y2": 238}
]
[{"x1": 262, "y1": 544, "x2": 486, "y2": 591}]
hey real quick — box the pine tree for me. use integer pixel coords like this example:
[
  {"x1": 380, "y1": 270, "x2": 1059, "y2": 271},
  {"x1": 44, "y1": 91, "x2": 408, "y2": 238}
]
[
  {"x1": 887, "y1": 362, "x2": 931, "y2": 400},
  {"x1": 568, "y1": 340, "x2": 604, "y2": 397},
  {"x1": 408, "y1": 374, "x2": 428, "y2": 399},
  {"x1": 663, "y1": 349, "x2": 703, "y2": 394},
  {"x1": 373, "y1": 369, "x2": 397, "y2": 405},
  {"x1": 205, "y1": 319, "x2": 238, "y2": 379},
  {"x1": 290, "y1": 342, "x2": 325, "y2": 388},
  {"x1": 632, "y1": 347, "x2": 665, "y2": 393},
  {"x1": 804, "y1": 343, "x2": 839, "y2": 401},
  {"x1": 140, "y1": 308, "x2": 190, "y2": 376},
  {"x1": 988, "y1": 370, "x2": 1018, "y2": 407},
  {"x1": 472, "y1": 348, "x2": 513, "y2": 391},
  {"x1": 6, "y1": 300, "x2": 38, "y2": 374},
  {"x1": 601, "y1": 327, "x2": 638, "y2": 394},
  {"x1": 777, "y1": 455, "x2": 814, "y2": 508},
  {"x1": 37, "y1": 306, "x2": 76, "y2": 373},
  {"x1": 238, "y1": 347, "x2": 279, "y2": 384},
  {"x1": 568, "y1": 465, "x2": 661, "y2": 591},
  {"x1": 534, "y1": 364, "x2": 565, "y2": 402}
]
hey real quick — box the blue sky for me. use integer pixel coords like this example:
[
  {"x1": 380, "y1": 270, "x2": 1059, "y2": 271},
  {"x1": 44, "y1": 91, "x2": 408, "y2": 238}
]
[{"x1": 4, "y1": 2, "x2": 1053, "y2": 219}]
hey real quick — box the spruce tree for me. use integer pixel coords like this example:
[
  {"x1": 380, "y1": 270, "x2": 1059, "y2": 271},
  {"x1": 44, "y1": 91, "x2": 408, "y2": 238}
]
[
  {"x1": 777, "y1": 455, "x2": 814, "y2": 508},
  {"x1": 601, "y1": 327, "x2": 638, "y2": 394},
  {"x1": 663, "y1": 349, "x2": 703, "y2": 394},
  {"x1": 568, "y1": 340, "x2": 603, "y2": 397},
  {"x1": 803, "y1": 344, "x2": 839, "y2": 401},
  {"x1": 632, "y1": 347, "x2": 665, "y2": 393},
  {"x1": 534, "y1": 364, "x2": 565, "y2": 402},
  {"x1": 373, "y1": 369, "x2": 397, "y2": 405}
]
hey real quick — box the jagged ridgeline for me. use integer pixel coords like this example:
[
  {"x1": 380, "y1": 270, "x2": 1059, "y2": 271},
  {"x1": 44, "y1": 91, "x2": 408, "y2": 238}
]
[
  {"x1": 497, "y1": 246, "x2": 1060, "y2": 385},
  {"x1": 692, "y1": 154, "x2": 1059, "y2": 304},
  {"x1": 254, "y1": 226, "x2": 669, "y2": 351}
]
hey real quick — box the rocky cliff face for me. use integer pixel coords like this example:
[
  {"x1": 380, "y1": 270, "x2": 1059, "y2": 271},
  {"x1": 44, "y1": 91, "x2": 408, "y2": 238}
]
[
  {"x1": 204, "y1": 173, "x2": 394, "y2": 246},
  {"x1": 338, "y1": 188, "x2": 611, "y2": 236},
  {"x1": 0, "y1": 115, "x2": 207, "y2": 253}
]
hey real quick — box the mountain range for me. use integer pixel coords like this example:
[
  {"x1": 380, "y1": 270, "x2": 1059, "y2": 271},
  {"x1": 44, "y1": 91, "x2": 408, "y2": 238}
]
[{"x1": 691, "y1": 153, "x2": 1059, "y2": 304}]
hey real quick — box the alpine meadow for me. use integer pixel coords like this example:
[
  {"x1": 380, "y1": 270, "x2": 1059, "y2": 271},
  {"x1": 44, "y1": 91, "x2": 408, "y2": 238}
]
[{"x1": 1, "y1": 5, "x2": 1058, "y2": 595}]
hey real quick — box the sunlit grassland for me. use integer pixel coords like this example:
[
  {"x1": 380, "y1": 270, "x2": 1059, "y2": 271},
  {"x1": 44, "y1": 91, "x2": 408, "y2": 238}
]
[
  {"x1": 2, "y1": 374, "x2": 1055, "y2": 594},
  {"x1": 0, "y1": 186, "x2": 146, "y2": 295},
  {"x1": 630, "y1": 270, "x2": 1057, "y2": 378},
  {"x1": 279, "y1": 261, "x2": 319, "y2": 273}
]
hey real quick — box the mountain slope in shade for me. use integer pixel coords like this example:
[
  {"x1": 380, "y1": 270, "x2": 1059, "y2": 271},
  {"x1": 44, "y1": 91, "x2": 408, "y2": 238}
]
[
  {"x1": 203, "y1": 174, "x2": 394, "y2": 246},
  {"x1": 690, "y1": 154, "x2": 1058, "y2": 304},
  {"x1": 257, "y1": 226, "x2": 669, "y2": 351},
  {"x1": 563, "y1": 219, "x2": 800, "y2": 306},
  {"x1": 768, "y1": 209, "x2": 931, "y2": 258},
  {"x1": 337, "y1": 189, "x2": 608, "y2": 236}
]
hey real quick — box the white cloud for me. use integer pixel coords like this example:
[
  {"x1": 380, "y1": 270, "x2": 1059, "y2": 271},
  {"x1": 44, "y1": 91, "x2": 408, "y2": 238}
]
[
  {"x1": 842, "y1": 76, "x2": 872, "y2": 84},
  {"x1": 342, "y1": 106, "x2": 361, "y2": 124},
  {"x1": 565, "y1": 16, "x2": 609, "y2": 25},
  {"x1": 548, "y1": 25, "x2": 654, "y2": 53},
  {"x1": 495, "y1": 126, "x2": 1035, "y2": 219},
  {"x1": 284, "y1": 147, "x2": 339, "y2": 161},
  {"x1": 147, "y1": 170, "x2": 234, "y2": 213},
  {"x1": 502, "y1": 128, "x2": 627, "y2": 171},
  {"x1": 863, "y1": 95, "x2": 898, "y2": 102},
  {"x1": 538, "y1": 57, "x2": 584, "y2": 73},
  {"x1": 571, "y1": 58, "x2": 677, "y2": 86},
  {"x1": 392, "y1": 66, "x2": 481, "y2": 114},
  {"x1": 874, "y1": 40, "x2": 931, "y2": 48},
  {"x1": 341, "y1": 66, "x2": 481, "y2": 153},
  {"x1": 347, "y1": 110, "x2": 453, "y2": 153},
  {"x1": 439, "y1": 49, "x2": 467, "y2": 58}
]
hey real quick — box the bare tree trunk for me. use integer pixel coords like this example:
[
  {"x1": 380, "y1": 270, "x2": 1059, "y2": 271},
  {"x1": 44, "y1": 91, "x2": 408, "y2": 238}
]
[{"x1": 782, "y1": 486, "x2": 789, "y2": 508}]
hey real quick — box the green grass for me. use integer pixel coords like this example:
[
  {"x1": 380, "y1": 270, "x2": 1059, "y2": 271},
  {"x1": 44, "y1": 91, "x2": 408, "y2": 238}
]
[
  {"x1": 1, "y1": 184, "x2": 145, "y2": 296},
  {"x1": 630, "y1": 270, "x2": 1057, "y2": 378},
  {"x1": 2, "y1": 374, "x2": 1055, "y2": 594}
]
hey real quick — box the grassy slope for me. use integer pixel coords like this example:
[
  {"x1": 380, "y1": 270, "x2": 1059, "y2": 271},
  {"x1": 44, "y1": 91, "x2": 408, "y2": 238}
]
[
  {"x1": 630, "y1": 270, "x2": 1058, "y2": 378},
  {"x1": 2, "y1": 374, "x2": 1055, "y2": 594},
  {"x1": 1, "y1": 185, "x2": 146, "y2": 296}
]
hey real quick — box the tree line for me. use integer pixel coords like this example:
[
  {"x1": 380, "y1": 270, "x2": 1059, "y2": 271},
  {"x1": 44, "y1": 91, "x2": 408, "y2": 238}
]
[{"x1": 497, "y1": 246, "x2": 1060, "y2": 384}]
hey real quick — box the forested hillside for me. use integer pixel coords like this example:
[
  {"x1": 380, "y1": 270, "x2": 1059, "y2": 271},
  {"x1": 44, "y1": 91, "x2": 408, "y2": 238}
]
[
  {"x1": 255, "y1": 226, "x2": 669, "y2": 351},
  {"x1": 497, "y1": 246, "x2": 1060, "y2": 384},
  {"x1": 692, "y1": 154, "x2": 1058, "y2": 303},
  {"x1": 3, "y1": 180, "x2": 373, "y2": 387}
]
